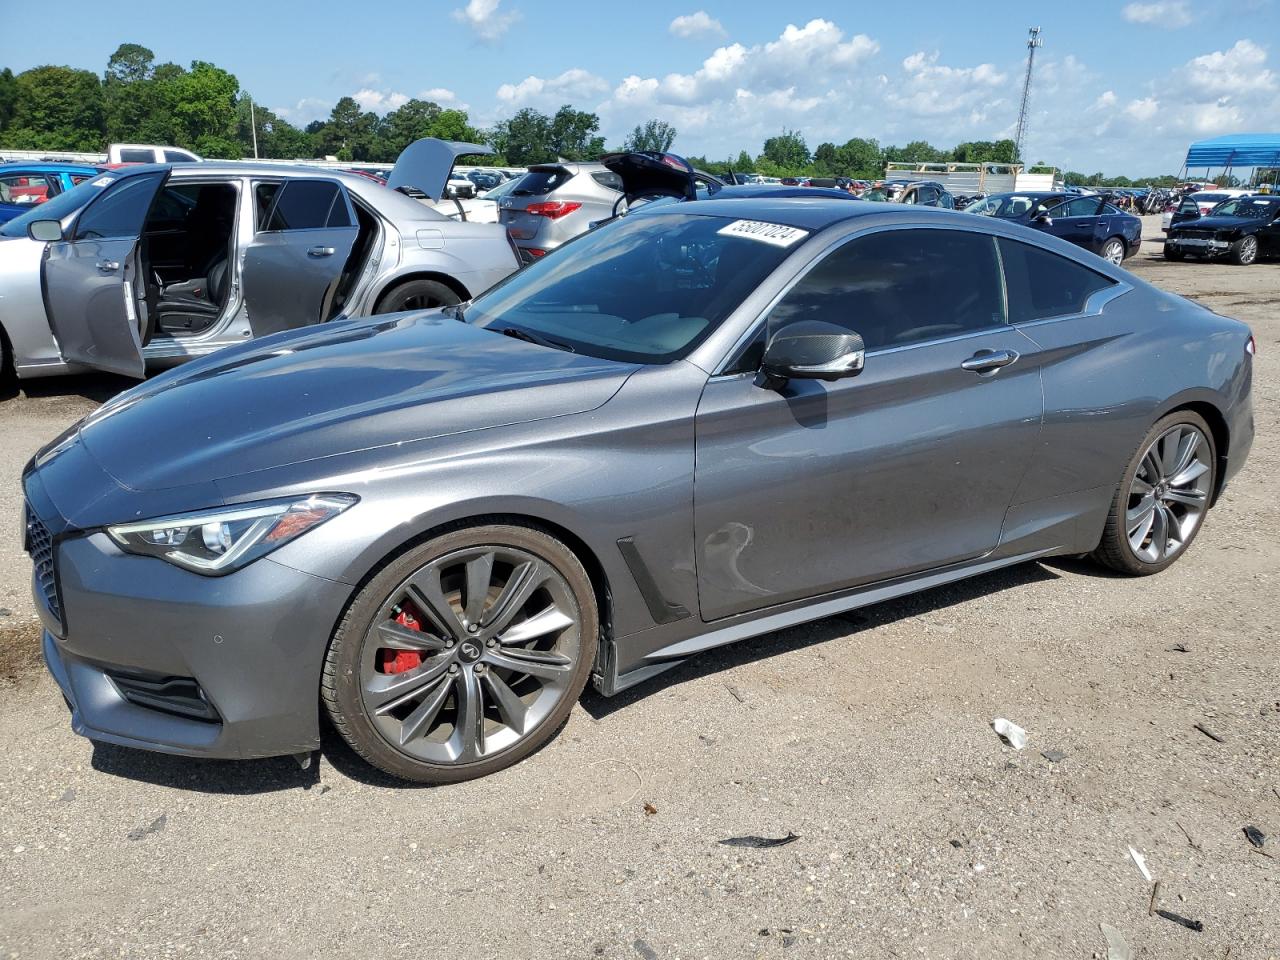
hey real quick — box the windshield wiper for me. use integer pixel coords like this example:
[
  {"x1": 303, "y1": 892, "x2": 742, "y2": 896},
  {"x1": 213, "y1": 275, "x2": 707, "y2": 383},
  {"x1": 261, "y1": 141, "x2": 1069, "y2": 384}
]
[{"x1": 493, "y1": 325, "x2": 575, "y2": 353}]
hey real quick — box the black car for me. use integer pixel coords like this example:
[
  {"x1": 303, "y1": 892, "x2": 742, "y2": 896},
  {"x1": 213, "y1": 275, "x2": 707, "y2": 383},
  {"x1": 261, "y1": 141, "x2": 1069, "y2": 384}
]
[
  {"x1": 883, "y1": 179, "x2": 955, "y2": 208},
  {"x1": 964, "y1": 192, "x2": 1142, "y2": 265},
  {"x1": 1165, "y1": 195, "x2": 1280, "y2": 265}
]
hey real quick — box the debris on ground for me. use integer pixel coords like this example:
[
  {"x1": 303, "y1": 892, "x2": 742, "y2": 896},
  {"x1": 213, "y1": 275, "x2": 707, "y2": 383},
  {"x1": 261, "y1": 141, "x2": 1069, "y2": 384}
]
[
  {"x1": 1099, "y1": 922, "x2": 1133, "y2": 960},
  {"x1": 58, "y1": 788, "x2": 75, "y2": 803},
  {"x1": 1148, "y1": 880, "x2": 1161, "y2": 916},
  {"x1": 992, "y1": 718, "x2": 1028, "y2": 750},
  {"x1": 1167, "y1": 643, "x2": 1189, "y2": 653},
  {"x1": 632, "y1": 938, "x2": 659, "y2": 960},
  {"x1": 949, "y1": 839, "x2": 963, "y2": 848},
  {"x1": 127, "y1": 813, "x2": 167, "y2": 841},
  {"x1": 1155, "y1": 909, "x2": 1204, "y2": 932},
  {"x1": 1128, "y1": 845, "x2": 1154, "y2": 883},
  {"x1": 718, "y1": 831, "x2": 800, "y2": 848},
  {"x1": 1041, "y1": 749, "x2": 1067, "y2": 763},
  {"x1": 1193, "y1": 723, "x2": 1226, "y2": 744},
  {"x1": 1176, "y1": 821, "x2": 1202, "y2": 852},
  {"x1": 643, "y1": 802, "x2": 658, "y2": 816},
  {"x1": 725, "y1": 684, "x2": 748, "y2": 704},
  {"x1": 1243, "y1": 825, "x2": 1265, "y2": 848}
]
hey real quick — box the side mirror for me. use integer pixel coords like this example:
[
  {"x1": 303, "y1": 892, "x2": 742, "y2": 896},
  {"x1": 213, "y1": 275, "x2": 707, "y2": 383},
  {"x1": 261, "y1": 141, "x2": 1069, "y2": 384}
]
[
  {"x1": 758, "y1": 320, "x2": 865, "y2": 389},
  {"x1": 28, "y1": 219, "x2": 63, "y2": 242},
  {"x1": 1034, "y1": 213, "x2": 1053, "y2": 226}
]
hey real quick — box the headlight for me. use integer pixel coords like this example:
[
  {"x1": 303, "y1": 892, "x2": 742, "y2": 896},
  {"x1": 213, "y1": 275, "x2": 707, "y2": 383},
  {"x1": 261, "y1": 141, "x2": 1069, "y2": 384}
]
[{"x1": 107, "y1": 494, "x2": 357, "y2": 575}]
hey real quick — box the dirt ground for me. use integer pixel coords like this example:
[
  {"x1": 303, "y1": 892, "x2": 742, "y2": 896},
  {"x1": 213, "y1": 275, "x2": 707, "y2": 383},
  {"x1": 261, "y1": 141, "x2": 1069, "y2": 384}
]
[{"x1": 1, "y1": 218, "x2": 1277, "y2": 959}]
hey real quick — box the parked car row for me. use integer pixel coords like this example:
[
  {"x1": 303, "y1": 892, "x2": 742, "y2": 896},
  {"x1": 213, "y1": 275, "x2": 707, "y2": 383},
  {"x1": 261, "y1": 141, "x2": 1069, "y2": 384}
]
[
  {"x1": 963, "y1": 191, "x2": 1142, "y2": 265},
  {"x1": 1164, "y1": 194, "x2": 1280, "y2": 265}
]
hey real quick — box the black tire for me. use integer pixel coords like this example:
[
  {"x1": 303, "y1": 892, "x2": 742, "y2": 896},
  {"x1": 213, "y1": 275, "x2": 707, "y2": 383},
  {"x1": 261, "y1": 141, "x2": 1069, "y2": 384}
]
[
  {"x1": 321, "y1": 524, "x2": 598, "y2": 784},
  {"x1": 1101, "y1": 237, "x2": 1126, "y2": 265},
  {"x1": 1091, "y1": 410, "x2": 1217, "y2": 576},
  {"x1": 373, "y1": 278, "x2": 461, "y2": 315},
  {"x1": 0, "y1": 327, "x2": 15, "y2": 398},
  {"x1": 1163, "y1": 245, "x2": 1184, "y2": 261},
  {"x1": 1230, "y1": 235, "x2": 1258, "y2": 266}
]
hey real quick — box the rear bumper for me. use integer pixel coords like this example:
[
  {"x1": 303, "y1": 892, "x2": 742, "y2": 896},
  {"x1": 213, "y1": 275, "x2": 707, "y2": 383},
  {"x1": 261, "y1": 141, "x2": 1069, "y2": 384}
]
[{"x1": 38, "y1": 531, "x2": 352, "y2": 760}]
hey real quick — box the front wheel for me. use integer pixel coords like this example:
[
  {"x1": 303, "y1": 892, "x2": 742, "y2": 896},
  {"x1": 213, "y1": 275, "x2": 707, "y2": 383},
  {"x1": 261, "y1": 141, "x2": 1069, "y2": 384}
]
[
  {"x1": 1163, "y1": 245, "x2": 1185, "y2": 261},
  {"x1": 1230, "y1": 235, "x2": 1258, "y2": 266},
  {"x1": 373, "y1": 278, "x2": 461, "y2": 314},
  {"x1": 322, "y1": 524, "x2": 598, "y2": 784},
  {"x1": 1101, "y1": 237, "x2": 1126, "y2": 266},
  {"x1": 1092, "y1": 411, "x2": 1216, "y2": 576}
]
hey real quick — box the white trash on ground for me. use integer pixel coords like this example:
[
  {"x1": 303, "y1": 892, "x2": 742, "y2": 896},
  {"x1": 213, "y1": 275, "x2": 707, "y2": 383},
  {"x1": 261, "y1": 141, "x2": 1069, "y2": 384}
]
[{"x1": 991, "y1": 718, "x2": 1028, "y2": 750}]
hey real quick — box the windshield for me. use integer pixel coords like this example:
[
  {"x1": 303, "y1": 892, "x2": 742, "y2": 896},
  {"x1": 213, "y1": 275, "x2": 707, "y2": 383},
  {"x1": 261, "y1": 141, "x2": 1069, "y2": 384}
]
[
  {"x1": 1212, "y1": 197, "x2": 1280, "y2": 218},
  {"x1": 1192, "y1": 193, "x2": 1228, "y2": 203},
  {"x1": 481, "y1": 175, "x2": 524, "y2": 200},
  {"x1": 464, "y1": 212, "x2": 807, "y2": 363},
  {"x1": 965, "y1": 195, "x2": 1046, "y2": 218},
  {"x1": 0, "y1": 173, "x2": 117, "y2": 238}
]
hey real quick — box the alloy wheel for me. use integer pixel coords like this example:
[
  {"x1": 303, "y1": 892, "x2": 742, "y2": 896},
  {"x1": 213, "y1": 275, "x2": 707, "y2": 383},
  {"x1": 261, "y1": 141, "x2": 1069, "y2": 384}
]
[
  {"x1": 1103, "y1": 239, "x2": 1125, "y2": 266},
  {"x1": 358, "y1": 545, "x2": 582, "y2": 764},
  {"x1": 1238, "y1": 237, "x2": 1258, "y2": 265},
  {"x1": 1125, "y1": 423, "x2": 1211, "y2": 564}
]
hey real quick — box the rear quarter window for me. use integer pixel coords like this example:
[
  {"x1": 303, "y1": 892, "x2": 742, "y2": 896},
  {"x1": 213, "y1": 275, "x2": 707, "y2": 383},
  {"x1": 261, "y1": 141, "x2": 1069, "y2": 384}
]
[
  {"x1": 999, "y1": 237, "x2": 1116, "y2": 323},
  {"x1": 591, "y1": 171, "x2": 623, "y2": 191}
]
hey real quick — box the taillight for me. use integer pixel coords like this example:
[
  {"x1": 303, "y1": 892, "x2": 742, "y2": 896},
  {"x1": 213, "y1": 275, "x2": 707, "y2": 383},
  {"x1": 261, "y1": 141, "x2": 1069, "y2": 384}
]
[
  {"x1": 526, "y1": 248, "x2": 547, "y2": 258},
  {"x1": 525, "y1": 201, "x2": 582, "y2": 220},
  {"x1": 1246, "y1": 334, "x2": 1256, "y2": 356}
]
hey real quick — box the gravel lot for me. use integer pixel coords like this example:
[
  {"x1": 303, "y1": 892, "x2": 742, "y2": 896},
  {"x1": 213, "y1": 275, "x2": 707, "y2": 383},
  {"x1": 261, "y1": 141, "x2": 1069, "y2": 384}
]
[{"x1": 1, "y1": 218, "x2": 1277, "y2": 959}]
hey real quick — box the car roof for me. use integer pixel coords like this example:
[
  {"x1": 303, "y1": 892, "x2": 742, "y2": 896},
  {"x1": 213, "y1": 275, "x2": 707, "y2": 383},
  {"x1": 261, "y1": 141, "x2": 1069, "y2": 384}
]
[
  {"x1": 0, "y1": 161, "x2": 102, "y2": 173},
  {"x1": 631, "y1": 195, "x2": 944, "y2": 230}
]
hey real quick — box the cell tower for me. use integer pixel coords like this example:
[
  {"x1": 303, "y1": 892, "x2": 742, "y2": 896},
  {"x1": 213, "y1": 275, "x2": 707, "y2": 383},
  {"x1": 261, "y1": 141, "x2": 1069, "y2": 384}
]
[{"x1": 1014, "y1": 26, "x2": 1043, "y2": 164}]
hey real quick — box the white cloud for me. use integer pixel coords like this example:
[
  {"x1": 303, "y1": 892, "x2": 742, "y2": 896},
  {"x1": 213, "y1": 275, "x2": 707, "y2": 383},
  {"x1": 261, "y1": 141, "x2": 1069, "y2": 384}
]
[
  {"x1": 496, "y1": 68, "x2": 610, "y2": 106},
  {"x1": 669, "y1": 11, "x2": 726, "y2": 39},
  {"x1": 1122, "y1": 1, "x2": 1193, "y2": 27},
  {"x1": 452, "y1": 0, "x2": 520, "y2": 42},
  {"x1": 273, "y1": 97, "x2": 332, "y2": 125},
  {"x1": 352, "y1": 88, "x2": 410, "y2": 112},
  {"x1": 1183, "y1": 39, "x2": 1276, "y2": 96},
  {"x1": 421, "y1": 87, "x2": 470, "y2": 110}
]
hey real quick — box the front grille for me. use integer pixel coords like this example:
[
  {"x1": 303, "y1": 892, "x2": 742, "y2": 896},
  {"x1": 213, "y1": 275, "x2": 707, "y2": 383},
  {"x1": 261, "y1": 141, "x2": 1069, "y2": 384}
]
[
  {"x1": 1179, "y1": 229, "x2": 1215, "y2": 240},
  {"x1": 24, "y1": 505, "x2": 61, "y2": 625},
  {"x1": 105, "y1": 669, "x2": 221, "y2": 722}
]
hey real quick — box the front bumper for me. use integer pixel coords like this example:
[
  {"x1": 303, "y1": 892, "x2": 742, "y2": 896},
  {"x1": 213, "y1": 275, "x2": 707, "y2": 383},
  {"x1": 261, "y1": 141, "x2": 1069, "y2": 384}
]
[
  {"x1": 1166, "y1": 236, "x2": 1231, "y2": 255},
  {"x1": 36, "y1": 526, "x2": 352, "y2": 761}
]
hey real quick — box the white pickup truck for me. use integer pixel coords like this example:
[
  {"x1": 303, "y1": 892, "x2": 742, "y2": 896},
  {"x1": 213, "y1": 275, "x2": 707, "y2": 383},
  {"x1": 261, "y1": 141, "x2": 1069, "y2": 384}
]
[{"x1": 108, "y1": 143, "x2": 202, "y2": 164}]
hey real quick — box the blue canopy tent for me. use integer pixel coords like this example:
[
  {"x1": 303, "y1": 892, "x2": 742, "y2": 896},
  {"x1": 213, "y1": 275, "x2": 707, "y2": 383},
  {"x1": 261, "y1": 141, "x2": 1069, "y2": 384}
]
[{"x1": 1184, "y1": 134, "x2": 1280, "y2": 184}]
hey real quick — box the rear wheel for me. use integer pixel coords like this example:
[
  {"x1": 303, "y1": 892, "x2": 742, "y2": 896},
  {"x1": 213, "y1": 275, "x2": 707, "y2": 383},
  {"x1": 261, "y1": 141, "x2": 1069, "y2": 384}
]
[
  {"x1": 322, "y1": 524, "x2": 598, "y2": 784},
  {"x1": 1230, "y1": 235, "x2": 1258, "y2": 266},
  {"x1": 373, "y1": 278, "x2": 461, "y2": 314},
  {"x1": 1101, "y1": 237, "x2": 1126, "y2": 266},
  {"x1": 1092, "y1": 411, "x2": 1216, "y2": 576}
]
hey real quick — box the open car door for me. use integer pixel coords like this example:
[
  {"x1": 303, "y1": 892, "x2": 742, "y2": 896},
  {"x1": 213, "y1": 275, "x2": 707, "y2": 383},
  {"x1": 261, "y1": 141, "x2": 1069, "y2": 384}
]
[
  {"x1": 241, "y1": 178, "x2": 359, "y2": 336},
  {"x1": 42, "y1": 170, "x2": 169, "y2": 378}
]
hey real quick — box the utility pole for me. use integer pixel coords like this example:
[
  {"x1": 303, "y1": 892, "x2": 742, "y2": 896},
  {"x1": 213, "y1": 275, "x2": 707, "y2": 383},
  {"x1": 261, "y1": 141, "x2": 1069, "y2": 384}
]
[
  {"x1": 249, "y1": 96, "x2": 259, "y2": 159},
  {"x1": 1014, "y1": 26, "x2": 1043, "y2": 165}
]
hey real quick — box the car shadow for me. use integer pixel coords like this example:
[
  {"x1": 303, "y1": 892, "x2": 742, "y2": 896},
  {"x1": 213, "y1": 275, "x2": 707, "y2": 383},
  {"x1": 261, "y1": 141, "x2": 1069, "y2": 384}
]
[
  {"x1": 13, "y1": 372, "x2": 136, "y2": 404},
  {"x1": 86, "y1": 557, "x2": 1099, "y2": 793},
  {"x1": 580, "y1": 559, "x2": 1065, "y2": 719}
]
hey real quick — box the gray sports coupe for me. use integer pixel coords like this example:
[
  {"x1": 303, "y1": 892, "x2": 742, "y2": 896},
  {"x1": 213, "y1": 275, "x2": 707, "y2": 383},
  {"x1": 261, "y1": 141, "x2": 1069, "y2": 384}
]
[{"x1": 24, "y1": 198, "x2": 1254, "y2": 783}]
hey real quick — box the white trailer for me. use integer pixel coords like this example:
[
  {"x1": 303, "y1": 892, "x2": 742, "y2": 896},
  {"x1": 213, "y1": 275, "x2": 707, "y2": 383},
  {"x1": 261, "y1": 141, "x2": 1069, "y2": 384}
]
[{"x1": 884, "y1": 161, "x2": 1062, "y2": 195}]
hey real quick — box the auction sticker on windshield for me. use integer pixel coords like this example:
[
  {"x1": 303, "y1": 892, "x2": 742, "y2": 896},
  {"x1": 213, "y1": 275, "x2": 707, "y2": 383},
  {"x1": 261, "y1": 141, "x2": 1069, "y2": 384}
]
[{"x1": 717, "y1": 219, "x2": 809, "y2": 247}]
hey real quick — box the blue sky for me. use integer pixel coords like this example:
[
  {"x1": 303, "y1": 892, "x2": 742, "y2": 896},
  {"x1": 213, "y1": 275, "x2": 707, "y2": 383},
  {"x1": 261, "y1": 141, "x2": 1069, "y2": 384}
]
[{"x1": 3, "y1": 0, "x2": 1277, "y2": 173}]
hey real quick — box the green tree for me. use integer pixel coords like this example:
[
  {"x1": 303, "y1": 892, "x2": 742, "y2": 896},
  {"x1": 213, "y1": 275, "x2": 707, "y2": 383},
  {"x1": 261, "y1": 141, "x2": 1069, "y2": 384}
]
[
  {"x1": 315, "y1": 96, "x2": 383, "y2": 161},
  {"x1": 548, "y1": 105, "x2": 604, "y2": 160},
  {"x1": 623, "y1": 119, "x2": 677, "y2": 153},
  {"x1": 836, "y1": 137, "x2": 882, "y2": 177},
  {"x1": 488, "y1": 107, "x2": 553, "y2": 165},
  {"x1": 382, "y1": 98, "x2": 443, "y2": 156},
  {"x1": 760, "y1": 129, "x2": 809, "y2": 169},
  {"x1": 951, "y1": 139, "x2": 1018, "y2": 164},
  {"x1": 236, "y1": 97, "x2": 313, "y2": 159},
  {"x1": 733, "y1": 149, "x2": 753, "y2": 171},
  {"x1": 0, "y1": 68, "x2": 16, "y2": 134},
  {"x1": 166, "y1": 61, "x2": 241, "y2": 156},
  {"x1": 103, "y1": 43, "x2": 156, "y2": 142},
  {"x1": 812, "y1": 141, "x2": 839, "y2": 174},
  {"x1": 5, "y1": 66, "x2": 104, "y2": 150},
  {"x1": 883, "y1": 140, "x2": 946, "y2": 163}
]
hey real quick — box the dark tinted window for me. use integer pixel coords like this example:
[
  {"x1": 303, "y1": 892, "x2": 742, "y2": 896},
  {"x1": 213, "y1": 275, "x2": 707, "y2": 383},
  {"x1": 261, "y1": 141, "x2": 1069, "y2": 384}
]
[
  {"x1": 512, "y1": 169, "x2": 571, "y2": 196},
  {"x1": 73, "y1": 172, "x2": 164, "y2": 240},
  {"x1": 118, "y1": 148, "x2": 154, "y2": 163},
  {"x1": 1054, "y1": 196, "x2": 1103, "y2": 217},
  {"x1": 263, "y1": 180, "x2": 345, "y2": 231},
  {"x1": 591, "y1": 171, "x2": 623, "y2": 191},
  {"x1": 164, "y1": 150, "x2": 196, "y2": 163},
  {"x1": 768, "y1": 229, "x2": 1006, "y2": 352},
  {"x1": 999, "y1": 237, "x2": 1115, "y2": 323},
  {"x1": 254, "y1": 182, "x2": 281, "y2": 229}
]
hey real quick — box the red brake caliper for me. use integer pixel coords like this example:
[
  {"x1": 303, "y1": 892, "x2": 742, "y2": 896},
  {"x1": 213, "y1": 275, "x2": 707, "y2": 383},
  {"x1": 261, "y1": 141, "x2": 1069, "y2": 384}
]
[{"x1": 379, "y1": 604, "x2": 425, "y2": 674}]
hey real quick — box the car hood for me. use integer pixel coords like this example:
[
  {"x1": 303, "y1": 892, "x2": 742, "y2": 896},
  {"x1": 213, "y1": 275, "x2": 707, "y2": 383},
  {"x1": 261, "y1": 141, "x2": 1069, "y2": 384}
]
[
  {"x1": 74, "y1": 313, "x2": 636, "y2": 492},
  {"x1": 388, "y1": 138, "x2": 494, "y2": 202},
  {"x1": 1171, "y1": 215, "x2": 1255, "y2": 233}
]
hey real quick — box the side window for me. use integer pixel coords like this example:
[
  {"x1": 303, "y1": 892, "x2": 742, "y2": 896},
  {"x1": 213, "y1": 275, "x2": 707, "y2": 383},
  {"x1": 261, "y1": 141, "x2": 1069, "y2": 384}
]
[
  {"x1": 118, "y1": 148, "x2": 154, "y2": 163},
  {"x1": 999, "y1": 238, "x2": 1116, "y2": 323},
  {"x1": 73, "y1": 172, "x2": 164, "y2": 241},
  {"x1": 591, "y1": 171, "x2": 623, "y2": 191},
  {"x1": 254, "y1": 182, "x2": 281, "y2": 229},
  {"x1": 0, "y1": 173, "x2": 55, "y2": 204},
  {"x1": 261, "y1": 180, "x2": 346, "y2": 231},
  {"x1": 164, "y1": 150, "x2": 196, "y2": 163},
  {"x1": 768, "y1": 229, "x2": 1007, "y2": 352},
  {"x1": 1179, "y1": 199, "x2": 1199, "y2": 215}
]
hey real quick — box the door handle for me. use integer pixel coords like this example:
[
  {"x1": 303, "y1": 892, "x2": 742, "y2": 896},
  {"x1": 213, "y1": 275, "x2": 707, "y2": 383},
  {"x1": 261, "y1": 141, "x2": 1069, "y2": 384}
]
[
  {"x1": 308, "y1": 246, "x2": 336, "y2": 257},
  {"x1": 961, "y1": 349, "x2": 1019, "y2": 373},
  {"x1": 97, "y1": 260, "x2": 120, "y2": 272}
]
